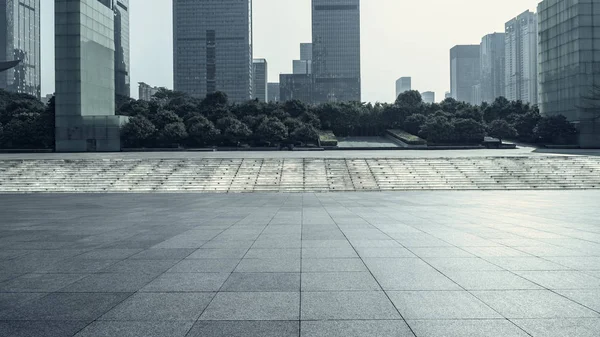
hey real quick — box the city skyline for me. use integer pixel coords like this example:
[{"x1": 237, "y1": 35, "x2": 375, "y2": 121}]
[{"x1": 39, "y1": 0, "x2": 539, "y2": 103}]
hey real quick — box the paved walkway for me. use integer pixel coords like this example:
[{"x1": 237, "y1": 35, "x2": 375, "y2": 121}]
[{"x1": 0, "y1": 191, "x2": 599, "y2": 336}]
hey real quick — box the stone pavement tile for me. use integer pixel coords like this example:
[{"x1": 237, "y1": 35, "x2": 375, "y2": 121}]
[
  {"x1": 74, "y1": 321, "x2": 194, "y2": 337},
  {"x1": 515, "y1": 246, "x2": 584, "y2": 257},
  {"x1": 556, "y1": 290, "x2": 600, "y2": 312},
  {"x1": 513, "y1": 318, "x2": 600, "y2": 337},
  {"x1": 484, "y1": 257, "x2": 569, "y2": 271},
  {"x1": 391, "y1": 234, "x2": 452, "y2": 248},
  {"x1": 301, "y1": 272, "x2": 380, "y2": 291},
  {"x1": 220, "y1": 273, "x2": 299, "y2": 292},
  {"x1": 0, "y1": 273, "x2": 87, "y2": 293},
  {"x1": 102, "y1": 259, "x2": 180, "y2": 276},
  {"x1": 0, "y1": 293, "x2": 130, "y2": 321},
  {"x1": 235, "y1": 258, "x2": 300, "y2": 273},
  {"x1": 388, "y1": 291, "x2": 502, "y2": 319},
  {"x1": 252, "y1": 240, "x2": 302, "y2": 249},
  {"x1": 128, "y1": 248, "x2": 195, "y2": 260},
  {"x1": 349, "y1": 240, "x2": 403, "y2": 248},
  {"x1": 355, "y1": 247, "x2": 415, "y2": 258},
  {"x1": 545, "y1": 257, "x2": 600, "y2": 270},
  {"x1": 186, "y1": 249, "x2": 248, "y2": 259},
  {"x1": 473, "y1": 290, "x2": 600, "y2": 318},
  {"x1": 301, "y1": 320, "x2": 415, "y2": 337},
  {"x1": 444, "y1": 271, "x2": 542, "y2": 290},
  {"x1": 0, "y1": 320, "x2": 89, "y2": 337},
  {"x1": 100, "y1": 292, "x2": 214, "y2": 321},
  {"x1": 76, "y1": 249, "x2": 142, "y2": 260},
  {"x1": 200, "y1": 240, "x2": 255, "y2": 249},
  {"x1": 58, "y1": 273, "x2": 157, "y2": 293},
  {"x1": 301, "y1": 240, "x2": 352, "y2": 248},
  {"x1": 410, "y1": 247, "x2": 474, "y2": 258},
  {"x1": 301, "y1": 258, "x2": 367, "y2": 272},
  {"x1": 140, "y1": 273, "x2": 230, "y2": 292},
  {"x1": 168, "y1": 259, "x2": 240, "y2": 273},
  {"x1": 364, "y1": 258, "x2": 461, "y2": 290},
  {"x1": 424, "y1": 257, "x2": 503, "y2": 273},
  {"x1": 244, "y1": 249, "x2": 301, "y2": 259},
  {"x1": 0, "y1": 293, "x2": 45, "y2": 312},
  {"x1": 515, "y1": 271, "x2": 600, "y2": 289},
  {"x1": 462, "y1": 246, "x2": 532, "y2": 257},
  {"x1": 302, "y1": 247, "x2": 358, "y2": 259},
  {"x1": 406, "y1": 319, "x2": 529, "y2": 337},
  {"x1": 187, "y1": 320, "x2": 299, "y2": 337},
  {"x1": 301, "y1": 291, "x2": 400, "y2": 320},
  {"x1": 200, "y1": 292, "x2": 299, "y2": 320},
  {"x1": 39, "y1": 259, "x2": 117, "y2": 274}
]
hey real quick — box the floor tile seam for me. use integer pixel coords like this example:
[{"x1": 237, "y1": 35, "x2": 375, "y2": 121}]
[{"x1": 318, "y1": 199, "x2": 417, "y2": 337}]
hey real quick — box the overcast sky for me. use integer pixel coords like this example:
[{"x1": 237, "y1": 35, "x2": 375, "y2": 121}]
[{"x1": 40, "y1": 0, "x2": 540, "y2": 103}]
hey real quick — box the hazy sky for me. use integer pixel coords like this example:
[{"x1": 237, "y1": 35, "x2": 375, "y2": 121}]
[{"x1": 40, "y1": 0, "x2": 540, "y2": 103}]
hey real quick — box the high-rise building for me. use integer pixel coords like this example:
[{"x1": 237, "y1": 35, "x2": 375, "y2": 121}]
[
  {"x1": 450, "y1": 45, "x2": 480, "y2": 104},
  {"x1": 422, "y1": 91, "x2": 435, "y2": 104},
  {"x1": 252, "y1": 59, "x2": 267, "y2": 102},
  {"x1": 395, "y1": 77, "x2": 411, "y2": 98},
  {"x1": 293, "y1": 43, "x2": 312, "y2": 75},
  {"x1": 505, "y1": 10, "x2": 538, "y2": 104},
  {"x1": 480, "y1": 33, "x2": 505, "y2": 104},
  {"x1": 138, "y1": 82, "x2": 160, "y2": 101},
  {"x1": 300, "y1": 43, "x2": 312, "y2": 61},
  {"x1": 280, "y1": 74, "x2": 312, "y2": 103},
  {"x1": 312, "y1": 0, "x2": 361, "y2": 103},
  {"x1": 445, "y1": 91, "x2": 452, "y2": 99},
  {"x1": 538, "y1": 0, "x2": 600, "y2": 147},
  {"x1": 267, "y1": 82, "x2": 280, "y2": 102},
  {"x1": 114, "y1": 0, "x2": 130, "y2": 97},
  {"x1": 55, "y1": 0, "x2": 127, "y2": 152},
  {"x1": 0, "y1": 0, "x2": 41, "y2": 98},
  {"x1": 173, "y1": 0, "x2": 253, "y2": 102}
]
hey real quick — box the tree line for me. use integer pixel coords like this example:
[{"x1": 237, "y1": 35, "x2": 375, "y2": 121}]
[{"x1": 0, "y1": 88, "x2": 578, "y2": 149}]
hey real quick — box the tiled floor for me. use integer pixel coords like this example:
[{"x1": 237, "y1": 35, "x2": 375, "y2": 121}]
[{"x1": 0, "y1": 191, "x2": 599, "y2": 336}]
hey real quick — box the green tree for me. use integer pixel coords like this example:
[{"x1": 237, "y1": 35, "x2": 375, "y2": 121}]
[
  {"x1": 151, "y1": 110, "x2": 182, "y2": 130},
  {"x1": 509, "y1": 110, "x2": 541, "y2": 142},
  {"x1": 403, "y1": 114, "x2": 427, "y2": 135},
  {"x1": 121, "y1": 115, "x2": 156, "y2": 148},
  {"x1": 157, "y1": 122, "x2": 188, "y2": 146},
  {"x1": 256, "y1": 118, "x2": 288, "y2": 145},
  {"x1": 420, "y1": 116, "x2": 455, "y2": 143},
  {"x1": 217, "y1": 117, "x2": 252, "y2": 145},
  {"x1": 290, "y1": 124, "x2": 319, "y2": 144},
  {"x1": 452, "y1": 118, "x2": 486, "y2": 143},
  {"x1": 488, "y1": 120, "x2": 518, "y2": 143},
  {"x1": 534, "y1": 115, "x2": 578, "y2": 144},
  {"x1": 186, "y1": 116, "x2": 220, "y2": 147}
]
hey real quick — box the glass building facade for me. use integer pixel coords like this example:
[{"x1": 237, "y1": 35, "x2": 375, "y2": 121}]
[
  {"x1": 395, "y1": 77, "x2": 411, "y2": 98},
  {"x1": 55, "y1": 0, "x2": 126, "y2": 152},
  {"x1": 252, "y1": 58, "x2": 267, "y2": 102},
  {"x1": 280, "y1": 74, "x2": 312, "y2": 103},
  {"x1": 450, "y1": 45, "x2": 480, "y2": 104},
  {"x1": 114, "y1": 0, "x2": 130, "y2": 97},
  {"x1": 173, "y1": 0, "x2": 252, "y2": 102},
  {"x1": 422, "y1": 91, "x2": 435, "y2": 104},
  {"x1": 480, "y1": 33, "x2": 505, "y2": 104},
  {"x1": 267, "y1": 82, "x2": 279, "y2": 102},
  {"x1": 312, "y1": 0, "x2": 361, "y2": 103},
  {"x1": 505, "y1": 11, "x2": 538, "y2": 105},
  {"x1": 538, "y1": 0, "x2": 600, "y2": 147},
  {"x1": 0, "y1": 0, "x2": 40, "y2": 99}
]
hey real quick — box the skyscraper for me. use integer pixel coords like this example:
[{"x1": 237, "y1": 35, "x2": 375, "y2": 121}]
[
  {"x1": 422, "y1": 91, "x2": 435, "y2": 104},
  {"x1": 267, "y1": 82, "x2": 280, "y2": 102},
  {"x1": 114, "y1": 0, "x2": 130, "y2": 97},
  {"x1": 480, "y1": 33, "x2": 505, "y2": 104},
  {"x1": 300, "y1": 43, "x2": 312, "y2": 61},
  {"x1": 395, "y1": 77, "x2": 411, "y2": 98},
  {"x1": 173, "y1": 0, "x2": 253, "y2": 102},
  {"x1": 312, "y1": 0, "x2": 361, "y2": 103},
  {"x1": 0, "y1": 0, "x2": 41, "y2": 99},
  {"x1": 280, "y1": 74, "x2": 312, "y2": 103},
  {"x1": 293, "y1": 43, "x2": 312, "y2": 75},
  {"x1": 450, "y1": 45, "x2": 480, "y2": 104},
  {"x1": 55, "y1": 0, "x2": 127, "y2": 152},
  {"x1": 505, "y1": 10, "x2": 538, "y2": 104},
  {"x1": 538, "y1": 0, "x2": 600, "y2": 147},
  {"x1": 252, "y1": 59, "x2": 267, "y2": 102},
  {"x1": 138, "y1": 82, "x2": 160, "y2": 101}
]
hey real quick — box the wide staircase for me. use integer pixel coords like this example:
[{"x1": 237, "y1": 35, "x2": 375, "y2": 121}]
[{"x1": 0, "y1": 156, "x2": 599, "y2": 193}]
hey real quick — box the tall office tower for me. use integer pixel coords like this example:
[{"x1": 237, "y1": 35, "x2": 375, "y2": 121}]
[
  {"x1": 267, "y1": 83, "x2": 280, "y2": 102},
  {"x1": 114, "y1": 0, "x2": 130, "y2": 97},
  {"x1": 252, "y1": 59, "x2": 267, "y2": 102},
  {"x1": 138, "y1": 82, "x2": 160, "y2": 101},
  {"x1": 395, "y1": 77, "x2": 411, "y2": 98},
  {"x1": 538, "y1": 0, "x2": 600, "y2": 147},
  {"x1": 450, "y1": 45, "x2": 480, "y2": 104},
  {"x1": 0, "y1": 0, "x2": 41, "y2": 99},
  {"x1": 300, "y1": 43, "x2": 312, "y2": 61},
  {"x1": 445, "y1": 91, "x2": 452, "y2": 99},
  {"x1": 173, "y1": 0, "x2": 253, "y2": 102},
  {"x1": 422, "y1": 91, "x2": 435, "y2": 104},
  {"x1": 55, "y1": 0, "x2": 127, "y2": 152},
  {"x1": 294, "y1": 43, "x2": 313, "y2": 75},
  {"x1": 312, "y1": 0, "x2": 361, "y2": 103},
  {"x1": 280, "y1": 74, "x2": 312, "y2": 103},
  {"x1": 505, "y1": 10, "x2": 538, "y2": 104},
  {"x1": 480, "y1": 33, "x2": 505, "y2": 104}
]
